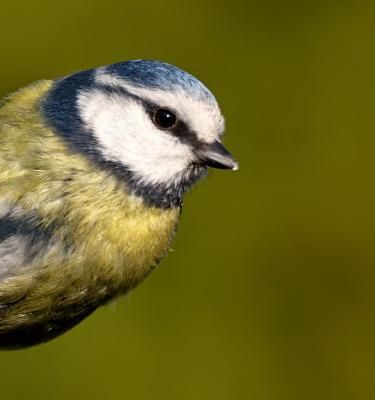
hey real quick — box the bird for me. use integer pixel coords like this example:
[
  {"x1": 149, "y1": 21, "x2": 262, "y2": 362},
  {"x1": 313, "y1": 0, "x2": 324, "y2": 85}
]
[{"x1": 0, "y1": 60, "x2": 237, "y2": 349}]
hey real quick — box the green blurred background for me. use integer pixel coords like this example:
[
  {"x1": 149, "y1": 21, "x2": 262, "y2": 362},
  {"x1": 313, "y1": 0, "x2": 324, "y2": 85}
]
[{"x1": 1, "y1": 0, "x2": 375, "y2": 399}]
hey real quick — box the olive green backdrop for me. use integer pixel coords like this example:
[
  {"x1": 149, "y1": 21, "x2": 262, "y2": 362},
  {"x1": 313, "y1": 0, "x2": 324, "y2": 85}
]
[{"x1": 1, "y1": 1, "x2": 375, "y2": 399}]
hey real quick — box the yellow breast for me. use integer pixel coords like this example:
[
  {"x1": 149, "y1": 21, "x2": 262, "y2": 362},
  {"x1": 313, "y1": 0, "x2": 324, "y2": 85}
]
[
  {"x1": 0, "y1": 80, "x2": 181, "y2": 299},
  {"x1": 0, "y1": 79, "x2": 182, "y2": 348}
]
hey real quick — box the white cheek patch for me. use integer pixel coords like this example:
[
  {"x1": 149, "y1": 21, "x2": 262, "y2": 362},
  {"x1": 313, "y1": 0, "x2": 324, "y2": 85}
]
[
  {"x1": 77, "y1": 90, "x2": 195, "y2": 185},
  {"x1": 96, "y1": 71, "x2": 225, "y2": 144}
]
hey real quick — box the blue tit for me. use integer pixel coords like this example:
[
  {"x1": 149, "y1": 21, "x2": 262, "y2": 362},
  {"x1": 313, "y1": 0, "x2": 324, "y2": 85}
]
[{"x1": 0, "y1": 60, "x2": 237, "y2": 349}]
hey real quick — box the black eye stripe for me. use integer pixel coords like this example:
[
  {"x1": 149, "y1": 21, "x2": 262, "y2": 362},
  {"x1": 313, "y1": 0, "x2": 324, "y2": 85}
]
[{"x1": 96, "y1": 83, "x2": 202, "y2": 146}]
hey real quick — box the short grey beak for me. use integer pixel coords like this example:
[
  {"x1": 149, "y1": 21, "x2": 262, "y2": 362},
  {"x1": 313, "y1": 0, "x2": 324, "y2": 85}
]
[{"x1": 196, "y1": 141, "x2": 238, "y2": 170}]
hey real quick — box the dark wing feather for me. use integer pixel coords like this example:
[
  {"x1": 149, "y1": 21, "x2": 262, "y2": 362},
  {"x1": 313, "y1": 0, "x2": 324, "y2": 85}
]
[{"x1": 0, "y1": 205, "x2": 53, "y2": 280}]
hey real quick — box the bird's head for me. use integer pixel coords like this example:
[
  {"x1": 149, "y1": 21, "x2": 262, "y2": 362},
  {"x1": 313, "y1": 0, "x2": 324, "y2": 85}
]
[{"x1": 42, "y1": 60, "x2": 237, "y2": 208}]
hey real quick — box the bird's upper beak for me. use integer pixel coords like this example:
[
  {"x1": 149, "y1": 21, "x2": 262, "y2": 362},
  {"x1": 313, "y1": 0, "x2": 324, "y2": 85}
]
[{"x1": 196, "y1": 140, "x2": 238, "y2": 170}]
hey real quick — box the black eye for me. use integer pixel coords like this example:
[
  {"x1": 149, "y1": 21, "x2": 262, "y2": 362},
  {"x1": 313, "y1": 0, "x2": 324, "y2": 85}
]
[{"x1": 153, "y1": 109, "x2": 177, "y2": 129}]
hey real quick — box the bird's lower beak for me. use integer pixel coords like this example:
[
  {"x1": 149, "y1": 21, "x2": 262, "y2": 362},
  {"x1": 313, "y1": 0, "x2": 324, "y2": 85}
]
[{"x1": 196, "y1": 140, "x2": 238, "y2": 170}]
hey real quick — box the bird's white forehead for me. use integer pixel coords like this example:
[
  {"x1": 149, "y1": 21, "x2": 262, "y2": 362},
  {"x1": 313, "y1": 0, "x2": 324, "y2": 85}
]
[{"x1": 95, "y1": 70, "x2": 225, "y2": 144}]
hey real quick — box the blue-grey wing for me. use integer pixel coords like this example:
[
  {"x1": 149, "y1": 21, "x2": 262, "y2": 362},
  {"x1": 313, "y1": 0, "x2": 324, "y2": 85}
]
[{"x1": 0, "y1": 203, "x2": 53, "y2": 281}]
